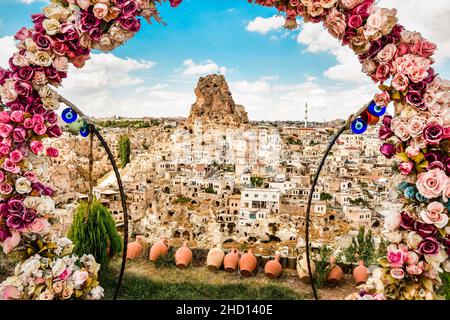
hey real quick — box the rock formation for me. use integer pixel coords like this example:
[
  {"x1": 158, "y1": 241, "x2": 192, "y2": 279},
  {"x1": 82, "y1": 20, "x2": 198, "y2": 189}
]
[{"x1": 187, "y1": 74, "x2": 249, "y2": 126}]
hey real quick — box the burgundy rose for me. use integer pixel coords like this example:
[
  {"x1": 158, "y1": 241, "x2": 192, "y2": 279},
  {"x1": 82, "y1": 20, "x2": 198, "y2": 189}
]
[
  {"x1": 23, "y1": 209, "x2": 37, "y2": 224},
  {"x1": 6, "y1": 214, "x2": 24, "y2": 230},
  {"x1": 114, "y1": 0, "x2": 128, "y2": 7},
  {"x1": 89, "y1": 28, "x2": 103, "y2": 42},
  {"x1": 33, "y1": 33, "x2": 52, "y2": 51},
  {"x1": 169, "y1": 0, "x2": 183, "y2": 8},
  {"x1": 414, "y1": 221, "x2": 437, "y2": 238},
  {"x1": 379, "y1": 125, "x2": 393, "y2": 140},
  {"x1": 409, "y1": 81, "x2": 428, "y2": 93},
  {"x1": 45, "y1": 66, "x2": 61, "y2": 82},
  {"x1": 0, "y1": 225, "x2": 11, "y2": 242},
  {"x1": 32, "y1": 105, "x2": 46, "y2": 116},
  {"x1": 46, "y1": 124, "x2": 63, "y2": 138},
  {"x1": 62, "y1": 25, "x2": 79, "y2": 42},
  {"x1": 353, "y1": 1, "x2": 373, "y2": 18},
  {"x1": 380, "y1": 143, "x2": 395, "y2": 159},
  {"x1": 32, "y1": 182, "x2": 45, "y2": 193},
  {"x1": 379, "y1": 36, "x2": 391, "y2": 48},
  {"x1": 348, "y1": 14, "x2": 362, "y2": 29},
  {"x1": 15, "y1": 66, "x2": 34, "y2": 82},
  {"x1": 367, "y1": 40, "x2": 382, "y2": 59},
  {"x1": 0, "y1": 68, "x2": 10, "y2": 85},
  {"x1": 428, "y1": 161, "x2": 445, "y2": 171},
  {"x1": 423, "y1": 68, "x2": 436, "y2": 84},
  {"x1": 406, "y1": 92, "x2": 425, "y2": 109},
  {"x1": 424, "y1": 151, "x2": 442, "y2": 163},
  {"x1": 42, "y1": 186, "x2": 54, "y2": 197},
  {"x1": 382, "y1": 115, "x2": 393, "y2": 127},
  {"x1": 44, "y1": 110, "x2": 58, "y2": 124},
  {"x1": 8, "y1": 199, "x2": 25, "y2": 214},
  {"x1": 400, "y1": 211, "x2": 415, "y2": 230},
  {"x1": 80, "y1": 14, "x2": 100, "y2": 32},
  {"x1": 445, "y1": 157, "x2": 450, "y2": 174},
  {"x1": 390, "y1": 24, "x2": 404, "y2": 40},
  {"x1": 123, "y1": 0, "x2": 138, "y2": 15},
  {"x1": 418, "y1": 237, "x2": 440, "y2": 256},
  {"x1": 0, "y1": 203, "x2": 10, "y2": 219},
  {"x1": 119, "y1": 16, "x2": 140, "y2": 32},
  {"x1": 52, "y1": 41, "x2": 67, "y2": 56},
  {"x1": 31, "y1": 13, "x2": 45, "y2": 24},
  {"x1": 14, "y1": 81, "x2": 32, "y2": 97},
  {"x1": 423, "y1": 123, "x2": 444, "y2": 145}
]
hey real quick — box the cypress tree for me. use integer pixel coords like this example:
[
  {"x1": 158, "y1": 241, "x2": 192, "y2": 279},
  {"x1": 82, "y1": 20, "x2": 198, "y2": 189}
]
[{"x1": 118, "y1": 135, "x2": 131, "y2": 168}]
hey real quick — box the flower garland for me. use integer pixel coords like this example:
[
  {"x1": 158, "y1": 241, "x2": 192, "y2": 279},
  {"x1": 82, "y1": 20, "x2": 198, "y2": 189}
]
[
  {"x1": 0, "y1": 0, "x2": 182, "y2": 300},
  {"x1": 249, "y1": 0, "x2": 449, "y2": 300},
  {"x1": 0, "y1": 0, "x2": 448, "y2": 300}
]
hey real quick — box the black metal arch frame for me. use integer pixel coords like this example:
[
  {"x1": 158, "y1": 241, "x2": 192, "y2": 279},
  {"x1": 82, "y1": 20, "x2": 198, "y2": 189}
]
[{"x1": 58, "y1": 94, "x2": 371, "y2": 301}]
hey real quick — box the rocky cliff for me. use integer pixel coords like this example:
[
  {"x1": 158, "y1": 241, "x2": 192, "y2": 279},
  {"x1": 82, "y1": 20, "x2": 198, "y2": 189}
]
[{"x1": 187, "y1": 74, "x2": 249, "y2": 126}]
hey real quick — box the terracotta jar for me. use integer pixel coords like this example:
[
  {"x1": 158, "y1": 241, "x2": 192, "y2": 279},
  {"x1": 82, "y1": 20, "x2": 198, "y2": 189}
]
[
  {"x1": 353, "y1": 260, "x2": 369, "y2": 286},
  {"x1": 326, "y1": 256, "x2": 344, "y2": 285},
  {"x1": 223, "y1": 248, "x2": 239, "y2": 272},
  {"x1": 297, "y1": 253, "x2": 316, "y2": 283},
  {"x1": 127, "y1": 236, "x2": 144, "y2": 260},
  {"x1": 149, "y1": 237, "x2": 169, "y2": 262},
  {"x1": 207, "y1": 247, "x2": 225, "y2": 271},
  {"x1": 239, "y1": 249, "x2": 257, "y2": 277},
  {"x1": 175, "y1": 241, "x2": 193, "y2": 269},
  {"x1": 264, "y1": 254, "x2": 283, "y2": 279}
]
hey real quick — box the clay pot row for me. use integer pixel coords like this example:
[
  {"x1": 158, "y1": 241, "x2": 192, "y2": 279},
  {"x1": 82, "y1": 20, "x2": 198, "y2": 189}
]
[{"x1": 207, "y1": 248, "x2": 283, "y2": 279}]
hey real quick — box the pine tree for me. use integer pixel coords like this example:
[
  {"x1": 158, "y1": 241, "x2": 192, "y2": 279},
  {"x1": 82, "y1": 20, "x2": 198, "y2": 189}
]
[{"x1": 118, "y1": 135, "x2": 131, "y2": 168}]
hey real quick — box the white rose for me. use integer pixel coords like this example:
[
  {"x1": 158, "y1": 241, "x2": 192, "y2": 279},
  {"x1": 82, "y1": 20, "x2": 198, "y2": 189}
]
[
  {"x1": 42, "y1": 97, "x2": 60, "y2": 110},
  {"x1": 383, "y1": 231, "x2": 402, "y2": 244},
  {"x1": 15, "y1": 177, "x2": 32, "y2": 194},
  {"x1": 425, "y1": 249, "x2": 448, "y2": 273},
  {"x1": 42, "y1": 18, "x2": 61, "y2": 36},
  {"x1": 384, "y1": 211, "x2": 401, "y2": 232},
  {"x1": 43, "y1": 4, "x2": 63, "y2": 20},
  {"x1": 443, "y1": 260, "x2": 450, "y2": 273},
  {"x1": 72, "y1": 270, "x2": 89, "y2": 288},
  {"x1": 37, "y1": 196, "x2": 55, "y2": 214},
  {"x1": 24, "y1": 38, "x2": 37, "y2": 53},
  {"x1": 51, "y1": 259, "x2": 67, "y2": 277},
  {"x1": 0, "y1": 80, "x2": 18, "y2": 103},
  {"x1": 38, "y1": 289, "x2": 54, "y2": 300},
  {"x1": 12, "y1": 54, "x2": 29, "y2": 67},
  {"x1": 23, "y1": 196, "x2": 42, "y2": 209},
  {"x1": 407, "y1": 232, "x2": 423, "y2": 250},
  {"x1": 88, "y1": 285, "x2": 104, "y2": 300},
  {"x1": 29, "y1": 51, "x2": 53, "y2": 67},
  {"x1": 20, "y1": 258, "x2": 41, "y2": 276}
]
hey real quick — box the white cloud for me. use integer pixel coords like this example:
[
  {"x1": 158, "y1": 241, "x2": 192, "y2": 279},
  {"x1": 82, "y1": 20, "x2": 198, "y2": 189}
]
[
  {"x1": 0, "y1": 36, "x2": 17, "y2": 69},
  {"x1": 17, "y1": 0, "x2": 48, "y2": 3},
  {"x1": 246, "y1": 16, "x2": 285, "y2": 35},
  {"x1": 181, "y1": 59, "x2": 227, "y2": 76}
]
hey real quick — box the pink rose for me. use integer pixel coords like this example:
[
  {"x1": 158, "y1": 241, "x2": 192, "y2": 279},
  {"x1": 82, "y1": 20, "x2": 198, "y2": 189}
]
[
  {"x1": 9, "y1": 150, "x2": 23, "y2": 163},
  {"x1": 30, "y1": 141, "x2": 44, "y2": 154},
  {"x1": 411, "y1": 40, "x2": 437, "y2": 58},
  {"x1": 423, "y1": 121, "x2": 443, "y2": 145},
  {"x1": 377, "y1": 43, "x2": 397, "y2": 64},
  {"x1": 24, "y1": 171, "x2": 38, "y2": 183},
  {"x1": 93, "y1": 3, "x2": 109, "y2": 20},
  {"x1": 10, "y1": 111, "x2": 24, "y2": 123},
  {"x1": 0, "y1": 171, "x2": 4, "y2": 183},
  {"x1": 392, "y1": 73, "x2": 409, "y2": 92},
  {"x1": 23, "y1": 118, "x2": 35, "y2": 129},
  {"x1": 0, "y1": 111, "x2": 10, "y2": 123},
  {"x1": 12, "y1": 127, "x2": 27, "y2": 143},
  {"x1": 341, "y1": 0, "x2": 364, "y2": 9},
  {"x1": 394, "y1": 123, "x2": 411, "y2": 141},
  {"x1": 0, "y1": 144, "x2": 10, "y2": 156},
  {"x1": 420, "y1": 201, "x2": 448, "y2": 228},
  {"x1": 29, "y1": 218, "x2": 50, "y2": 233},
  {"x1": 374, "y1": 91, "x2": 390, "y2": 106},
  {"x1": 406, "y1": 264, "x2": 422, "y2": 275},
  {"x1": 72, "y1": 270, "x2": 89, "y2": 287},
  {"x1": 46, "y1": 147, "x2": 59, "y2": 158},
  {"x1": 3, "y1": 159, "x2": 19, "y2": 174},
  {"x1": 1, "y1": 231, "x2": 20, "y2": 254},
  {"x1": 387, "y1": 249, "x2": 407, "y2": 268},
  {"x1": 32, "y1": 114, "x2": 44, "y2": 125},
  {"x1": 33, "y1": 123, "x2": 47, "y2": 136},
  {"x1": 375, "y1": 64, "x2": 390, "y2": 82},
  {"x1": 77, "y1": 0, "x2": 91, "y2": 10},
  {"x1": 325, "y1": 8, "x2": 346, "y2": 39},
  {"x1": 407, "y1": 115, "x2": 426, "y2": 137},
  {"x1": 390, "y1": 268, "x2": 405, "y2": 280},
  {"x1": 0, "y1": 123, "x2": 13, "y2": 138},
  {"x1": 443, "y1": 182, "x2": 450, "y2": 203},
  {"x1": 0, "y1": 285, "x2": 21, "y2": 300},
  {"x1": 366, "y1": 13, "x2": 387, "y2": 34},
  {"x1": 416, "y1": 168, "x2": 448, "y2": 199},
  {"x1": 408, "y1": 66, "x2": 429, "y2": 83},
  {"x1": 399, "y1": 162, "x2": 414, "y2": 175},
  {"x1": 405, "y1": 251, "x2": 419, "y2": 265},
  {"x1": 405, "y1": 146, "x2": 419, "y2": 158},
  {"x1": 348, "y1": 14, "x2": 362, "y2": 29}
]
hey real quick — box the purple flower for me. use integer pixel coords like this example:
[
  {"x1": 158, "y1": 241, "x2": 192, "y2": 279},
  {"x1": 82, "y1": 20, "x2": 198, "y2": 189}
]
[
  {"x1": 379, "y1": 125, "x2": 393, "y2": 140},
  {"x1": 423, "y1": 122, "x2": 444, "y2": 145},
  {"x1": 23, "y1": 209, "x2": 37, "y2": 224},
  {"x1": 6, "y1": 214, "x2": 24, "y2": 230},
  {"x1": 425, "y1": 151, "x2": 442, "y2": 163},
  {"x1": 89, "y1": 28, "x2": 103, "y2": 42},
  {"x1": 380, "y1": 143, "x2": 395, "y2": 159},
  {"x1": 42, "y1": 186, "x2": 54, "y2": 197},
  {"x1": 119, "y1": 16, "x2": 141, "y2": 32},
  {"x1": 414, "y1": 221, "x2": 437, "y2": 238},
  {"x1": 423, "y1": 68, "x2": 436, "y2": 84},
  {"x1": 367, "y1": 40, "x2": 382, "y2": 59},
  {"x1": 418, "y1": 237, "x2": 440, "y2": 256},
  {"x1": 123, "y1": 0, "x2": 138, "y2": 15},
  {"x1": 382, "y1": 115, "x2": 393, "y2": 127},
  {"x1": 0, "y1": 68, "x2": 10, "y2": 85},
  {"x1": 409, "y1": 81, "x2": 428, "y2": 93},
  {"x1": 114, "y1": 0, "x2": 128, "y2": 8},
  {"x1": 445, "y1": 157, "x2": 450, "y2": 174},
  {"x1": 0, "y1": 203, "x2": 10, "y2": 219},
  {"x1": 80, "y1": 14, "x2": 100, "y2": 32},
  {"x1": 44, "y1": 110, "x2": 58, "y2": 124}
]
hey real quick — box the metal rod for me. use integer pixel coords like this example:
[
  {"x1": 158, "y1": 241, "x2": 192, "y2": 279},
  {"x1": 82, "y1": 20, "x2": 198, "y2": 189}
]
[
  {"x1": 58, "y1": 94, "x2": 129, "y2": 300},
  {"x1": 304, "y1": 103, "x2": 369, "y2": 300}
]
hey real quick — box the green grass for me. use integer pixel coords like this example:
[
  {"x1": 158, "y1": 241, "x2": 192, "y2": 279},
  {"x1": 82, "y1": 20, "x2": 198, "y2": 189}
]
[{"x1": 100, "y1": 259, "x2": 303, "y2": 300}]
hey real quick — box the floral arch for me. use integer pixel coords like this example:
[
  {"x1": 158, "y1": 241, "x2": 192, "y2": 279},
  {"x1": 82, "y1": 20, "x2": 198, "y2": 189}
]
[{"x1": 0, "y1": 0, "x2": 449, "y2": 300}]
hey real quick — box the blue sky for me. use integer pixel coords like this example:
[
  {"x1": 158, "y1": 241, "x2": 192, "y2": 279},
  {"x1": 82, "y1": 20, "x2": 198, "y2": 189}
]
[{"x1": 0, "y1": 0, "x2": 449, "y2": 121}]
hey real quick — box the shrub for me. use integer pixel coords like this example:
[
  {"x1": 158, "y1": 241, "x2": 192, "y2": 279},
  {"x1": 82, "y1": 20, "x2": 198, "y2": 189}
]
[
  {"x1": 118, "y1": 135, "x2": 131, "y2": 168},
  {"x1": 68, "y1": 200, "x2": 123, "y2": 268}
]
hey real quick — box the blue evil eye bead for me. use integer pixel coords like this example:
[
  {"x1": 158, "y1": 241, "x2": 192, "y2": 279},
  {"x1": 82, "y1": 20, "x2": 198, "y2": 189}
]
[
  {"x1": 61, "y1": 108, "x2": 78, "y2": 124},
  {"x1": 404, "y1": 185, "x2": 417, "y2": 199},
  {"x1": 368, "y1": 101, "x2": 387, "y2": 117},
  {"x1": 351, "y1": 118, "x2": 368, "y2": 135},
  {"x1": 415, "y1": 192, "x2": 427, "y2": 203},
  {"x1": 80, "y1": 125, "x2": 90, "y2": 137}
]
